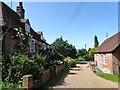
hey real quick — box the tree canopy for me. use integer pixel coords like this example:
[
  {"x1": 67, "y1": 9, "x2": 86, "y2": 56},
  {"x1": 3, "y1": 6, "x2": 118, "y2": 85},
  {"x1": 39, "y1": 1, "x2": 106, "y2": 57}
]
[
  {"x1": 51, "y1": 37, "x2": 77, "y2": 60},
  {"x1": 94, "y1": 35, "x2": 99, "y2": 48}
]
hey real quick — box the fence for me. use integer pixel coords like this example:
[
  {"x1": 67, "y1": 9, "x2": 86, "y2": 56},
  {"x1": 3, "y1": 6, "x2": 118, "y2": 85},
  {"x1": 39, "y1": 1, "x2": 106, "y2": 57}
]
[{"x1": 22, "y1": 64, "x2": 65, "y2": 89}]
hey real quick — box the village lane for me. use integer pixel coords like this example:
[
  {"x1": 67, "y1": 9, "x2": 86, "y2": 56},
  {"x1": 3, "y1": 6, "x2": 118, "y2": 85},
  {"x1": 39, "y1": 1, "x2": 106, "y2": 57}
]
[{"x1": 53, "y1": 62, "x2": 118, "y2": 89}]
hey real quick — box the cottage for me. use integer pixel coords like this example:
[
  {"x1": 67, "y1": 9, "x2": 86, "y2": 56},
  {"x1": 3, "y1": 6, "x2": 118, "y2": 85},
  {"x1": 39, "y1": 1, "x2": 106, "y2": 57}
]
[
  {"x1": 0, "y1": 2, "x2": 50, "y2": 56},
  {"x1": 94, "y1": 32, "x2": 120, "y2": 75}
]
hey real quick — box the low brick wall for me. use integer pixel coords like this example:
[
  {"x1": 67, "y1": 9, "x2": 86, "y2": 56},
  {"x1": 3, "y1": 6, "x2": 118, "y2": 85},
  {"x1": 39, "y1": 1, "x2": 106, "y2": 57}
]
[
  {"x1": 56, "y1": 64, "x2": 65, "y2": 74},
  {"x1": 23, "y1": 64, "x2": 65, "y2": 89},
  {"x1": 42, "y1": 68, "x2": 51, "y2": 84}
]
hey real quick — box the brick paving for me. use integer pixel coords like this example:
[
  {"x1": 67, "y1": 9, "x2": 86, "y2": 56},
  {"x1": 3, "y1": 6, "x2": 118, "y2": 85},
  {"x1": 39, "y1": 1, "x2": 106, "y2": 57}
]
[{"x1": 53, "y1": 63, "x2": 118, "y2": 88}]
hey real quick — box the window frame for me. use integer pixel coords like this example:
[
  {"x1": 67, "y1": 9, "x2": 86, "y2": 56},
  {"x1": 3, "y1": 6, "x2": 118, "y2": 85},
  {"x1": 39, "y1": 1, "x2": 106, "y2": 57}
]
[{"x1": 103, "y1": 54, "x2": 107, "y2": 65}]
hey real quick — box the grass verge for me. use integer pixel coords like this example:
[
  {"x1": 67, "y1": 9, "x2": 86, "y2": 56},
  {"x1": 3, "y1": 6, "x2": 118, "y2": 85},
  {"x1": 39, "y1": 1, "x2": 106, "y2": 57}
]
[
  {"x1": 38, "y1": 67, "x2": 69, "y2": 90},
  {"x1": 96, "y1": 73, "x2": 120, "y2": 83}
]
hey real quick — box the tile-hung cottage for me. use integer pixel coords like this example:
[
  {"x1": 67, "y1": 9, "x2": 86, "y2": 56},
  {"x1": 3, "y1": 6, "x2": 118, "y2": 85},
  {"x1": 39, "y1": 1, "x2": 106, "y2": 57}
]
[
  {"x1": 94, "y1": 32, "x2": 120, "y2": 75},
  {"x1": 0, "y1": 2, "x2": 50, "y2": 57}
]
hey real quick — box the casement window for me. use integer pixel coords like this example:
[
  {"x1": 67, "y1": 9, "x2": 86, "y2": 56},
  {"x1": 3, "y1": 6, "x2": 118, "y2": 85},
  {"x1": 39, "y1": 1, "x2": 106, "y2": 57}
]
[
  {"x1": 17, "y1": 13, "x2": 21, "y2": 17},
  {"x1": 30, "y1": 39, "x2": 35, "y2": 52},
  {"x1": 41, "y1": 35, "x2": 44, "y2": 40},
  {"x1": 99, "y1": 54, "x2": 102, "y2": 64},
  {"x1": 25, "y1": 23, "x2": 30, "y2": 33},
  {"x1": 103, "y1": 54, "x2": 107, "y2": 65},
  {"x1": 47, "y1": 45, "x2": 50, "y2": 49},
  {"x1": 43, "y1": 43, "x2": 46, "y2": 50},
  {"x1": 39, "y1": 35, "x2": 44, "y2": 40}
]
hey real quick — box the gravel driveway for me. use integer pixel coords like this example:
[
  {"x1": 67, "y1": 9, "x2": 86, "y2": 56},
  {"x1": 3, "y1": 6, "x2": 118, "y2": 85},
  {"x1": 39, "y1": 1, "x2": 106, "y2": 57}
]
[{"x1": 53, "y1": 63, "x2": 118, "y2": 88}]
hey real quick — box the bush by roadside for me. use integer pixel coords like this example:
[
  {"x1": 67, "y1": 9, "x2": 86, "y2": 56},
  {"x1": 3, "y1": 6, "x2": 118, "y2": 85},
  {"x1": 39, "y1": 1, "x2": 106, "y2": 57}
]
[
  {"x1": 2, "y1": 53, "x2": 45, "y2": 88},
  {"x1": 64, "y1": 57, "x2": 76, "y2": 67}
]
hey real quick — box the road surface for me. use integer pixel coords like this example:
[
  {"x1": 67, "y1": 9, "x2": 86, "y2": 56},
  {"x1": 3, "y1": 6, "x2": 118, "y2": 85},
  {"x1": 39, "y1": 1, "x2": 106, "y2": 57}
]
[{"x1": 53, "y1": 63, "x2": 118, "y2": 89}]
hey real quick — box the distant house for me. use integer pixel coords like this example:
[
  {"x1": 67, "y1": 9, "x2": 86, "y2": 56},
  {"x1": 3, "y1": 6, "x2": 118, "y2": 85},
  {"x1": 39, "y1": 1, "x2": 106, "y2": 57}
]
[
  {"x1": 94, "y1": 32, "x2": 120, "y2": 75},
  {"x1": 0, "y1": 2, "x2": 50, "y2": 56}
]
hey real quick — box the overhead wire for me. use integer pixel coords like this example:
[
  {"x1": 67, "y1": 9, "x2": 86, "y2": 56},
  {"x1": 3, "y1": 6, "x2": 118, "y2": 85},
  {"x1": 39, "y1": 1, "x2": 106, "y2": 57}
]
[{"x1": 61, "y1": 0, "x2": 87, "y2": 37}]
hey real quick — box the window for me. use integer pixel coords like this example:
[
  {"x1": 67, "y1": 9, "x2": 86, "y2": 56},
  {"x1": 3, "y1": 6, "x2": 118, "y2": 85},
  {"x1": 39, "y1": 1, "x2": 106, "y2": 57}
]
[
  {"x1": 41, "y1": 35, "x2": 44, "y2": 40},
  {"x1": 25, "y1": 23, "x2": 30, "y2": 33},
  {"x1": 30, "y1": 39, "x2": 35, "y2": 52},
  {"x1": 104, "y1": 54, "x2": 107, "y2": 65},
  {"x1": 99, "y1": 54, "x2": 102, "y2": 64},
  {"x1": 43, "y1": 43, "x2": 46, "y2": 50},
  {"x1": 17, "y1": 13, "x2": 21, "y2": 17}
]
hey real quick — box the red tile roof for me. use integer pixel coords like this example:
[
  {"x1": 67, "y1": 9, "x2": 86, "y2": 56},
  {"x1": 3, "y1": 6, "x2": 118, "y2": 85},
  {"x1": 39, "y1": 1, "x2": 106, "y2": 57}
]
[
  {"x1": 94, "y1": 32, "x2": 120, "y2": 53},
  {"x1": 0, "y1": 2, "x2": 24, "y2": 29}
]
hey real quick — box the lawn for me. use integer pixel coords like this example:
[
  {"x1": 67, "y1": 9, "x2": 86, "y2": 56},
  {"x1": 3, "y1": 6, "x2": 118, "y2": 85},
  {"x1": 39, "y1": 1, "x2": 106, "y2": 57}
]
[{"x1": 96, "y1": 73, "x2": 120, "y2": 83}]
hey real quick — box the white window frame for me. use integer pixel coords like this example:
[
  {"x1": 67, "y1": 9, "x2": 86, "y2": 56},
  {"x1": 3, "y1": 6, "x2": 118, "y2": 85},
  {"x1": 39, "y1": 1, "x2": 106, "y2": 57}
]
[
  {"x1": 39, "y1": 35, "x2": 44, "y2": 40},
  {"x1": 43, "y1": 43, "x2": 46, "y2": 50},
  {"x1": 103, "y1": 54, "x2": 107, "y2": 65},
  {"x1": 30, "y1": 39, "x2": 35, "y2": 53},
  {"x1": 25, "y1": 23, "x2": 30, "y2": 33},
  {"x1": 99, "y1": 54, "x2": 102, "y2": 64}
]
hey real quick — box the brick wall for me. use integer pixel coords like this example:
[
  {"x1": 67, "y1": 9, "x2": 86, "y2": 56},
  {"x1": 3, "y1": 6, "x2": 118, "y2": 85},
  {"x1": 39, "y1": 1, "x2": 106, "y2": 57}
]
[
  {"x1": 112, "y1": 45, "x2": 120, "y2": 75},
  {"x1": 23, "y1": 64, "x2": 66, "y2": 89},
  {"x1": 4, "y1": 31, "x2": 18, "y2": 55},
  {"x1": 94, "y1": 53, "x2": 113, "y2": 74},
  {"x1": 42, "y1": 68, "x2": 51, "y2": 84}
]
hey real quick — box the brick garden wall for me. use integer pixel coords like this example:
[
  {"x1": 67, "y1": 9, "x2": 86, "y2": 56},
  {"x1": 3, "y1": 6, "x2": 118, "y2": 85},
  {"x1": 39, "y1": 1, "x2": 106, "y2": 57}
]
[{"x1": 23, "y1": 64, "x2": 66, "y2": 89}]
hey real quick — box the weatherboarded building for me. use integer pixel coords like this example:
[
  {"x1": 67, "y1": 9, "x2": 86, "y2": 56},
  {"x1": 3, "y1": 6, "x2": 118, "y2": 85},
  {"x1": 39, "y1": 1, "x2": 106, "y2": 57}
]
[{"x1": 94, "y1": 32, "x2": 120, "y2": 75}]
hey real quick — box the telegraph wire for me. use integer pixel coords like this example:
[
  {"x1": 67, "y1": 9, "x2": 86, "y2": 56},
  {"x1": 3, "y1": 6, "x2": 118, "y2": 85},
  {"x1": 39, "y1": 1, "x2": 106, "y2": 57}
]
[{"x1": 61, "y1": 0, "x2": 87, "y2": 37}]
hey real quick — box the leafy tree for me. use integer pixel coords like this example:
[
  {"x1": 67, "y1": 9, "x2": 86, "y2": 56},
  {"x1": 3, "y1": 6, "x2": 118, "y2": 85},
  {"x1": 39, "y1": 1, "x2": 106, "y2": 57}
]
[
  {"x1": 89, "y1": 47, "x2": 97, "y2": 55},
  {"x1": 76, "y1": 49, "x2": 87, "y2": 58},
  {"x1": 50, "y1": 37, "x2": 77, "y2": 61},
  {"x1": 88, "y1": 47, "x2": 97, "y2": 61},
  {"x1": 94, "y1": 35, "x2": 99, "y2": 48}
]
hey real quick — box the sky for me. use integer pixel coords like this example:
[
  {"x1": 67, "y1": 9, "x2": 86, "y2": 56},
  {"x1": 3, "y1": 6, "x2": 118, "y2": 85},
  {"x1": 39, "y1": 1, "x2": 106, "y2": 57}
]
[{"x1": 5, "y1": 2, "x2": 118, "y2": 50}]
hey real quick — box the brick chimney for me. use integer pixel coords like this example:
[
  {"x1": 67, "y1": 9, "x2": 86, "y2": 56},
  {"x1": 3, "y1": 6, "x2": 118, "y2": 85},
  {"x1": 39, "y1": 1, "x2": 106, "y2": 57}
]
[{"x1": 16, "y1": 2, "x2": 25, "y2": 18}]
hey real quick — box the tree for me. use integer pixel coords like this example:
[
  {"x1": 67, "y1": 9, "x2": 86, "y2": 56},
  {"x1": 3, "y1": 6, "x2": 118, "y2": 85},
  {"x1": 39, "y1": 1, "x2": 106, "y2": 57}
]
[
  {"x1": 50, "y1": 37, "x2": 77, "y2": 61},
  {"x1": 94, "y1": 35, "x2": 99, "y2": 48},
  {"x1": 76, "y1": 49, "x2": 87, "y2": 58},
  {"x1": 88, "y1": 47, "x2": 97, "y2": 61}
]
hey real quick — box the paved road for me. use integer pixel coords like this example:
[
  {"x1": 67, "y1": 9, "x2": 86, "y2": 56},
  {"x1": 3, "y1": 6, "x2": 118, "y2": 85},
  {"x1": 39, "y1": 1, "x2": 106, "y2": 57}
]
[{"x1": 53, "y1": 63, "x2": 118, "y2": 88}]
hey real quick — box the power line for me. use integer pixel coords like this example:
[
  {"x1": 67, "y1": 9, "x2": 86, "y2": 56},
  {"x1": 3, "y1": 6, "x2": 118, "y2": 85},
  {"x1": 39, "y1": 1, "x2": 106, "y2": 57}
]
[{"x1": 61, "y1": 0, "x2": 87, "y2": 37}]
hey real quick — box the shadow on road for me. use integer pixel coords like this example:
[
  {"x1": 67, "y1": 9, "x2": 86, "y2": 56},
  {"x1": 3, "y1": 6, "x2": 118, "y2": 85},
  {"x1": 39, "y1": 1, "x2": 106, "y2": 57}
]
[
  {"x1": 77, "y1": 61, "x2": 88, "y2": 64},
  {"x1": 53, "y1": 63, "x2": 84, "y2": 87}
]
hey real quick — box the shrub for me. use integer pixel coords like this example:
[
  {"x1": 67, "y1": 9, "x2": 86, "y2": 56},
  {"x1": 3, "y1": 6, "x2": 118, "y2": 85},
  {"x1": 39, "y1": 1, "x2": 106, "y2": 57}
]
[
  {"x1": 2, "y1": 53, "x2": 45, "y2": 85},
  {"x1": 2, "y1": 53, "x2": 28, "y2": 84},
  {"x1": 1, "y1": 81, "x2": 22, "y2": 88},
  {"x1": 83, "y1": 54, "x2": 92, "y2": 61},
  {"x1": 64, "y1": 57, "x2": 76, "y2": 67},
  {"x1": 78, "y1": 56, "x2": 85, "y2": 61}
]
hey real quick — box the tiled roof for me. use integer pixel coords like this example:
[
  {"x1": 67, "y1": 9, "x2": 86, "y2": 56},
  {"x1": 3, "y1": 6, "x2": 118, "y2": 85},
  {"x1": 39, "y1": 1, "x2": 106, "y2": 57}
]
[
  {"x1": 0, "y1": 2, "x2": 24, "y2": 29},
  {"x1": 0, "y1": 2, "x2": 50, "y2": 45},
  {"x1": 94, "y1": 32, "x2": 120, "y2": 53}
]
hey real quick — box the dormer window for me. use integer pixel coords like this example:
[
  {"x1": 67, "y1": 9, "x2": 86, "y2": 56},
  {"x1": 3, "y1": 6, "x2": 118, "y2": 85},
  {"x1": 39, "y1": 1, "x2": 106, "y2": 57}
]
[
  {"x1": 17, "y1": 12, "x2": 21, "y2": 17},
  {"x1": 40, "y1": 35, "x2": 44, "y2": 40},
  {"x1": 25, "y1": 23, "x2": 30, "y2": 33}
]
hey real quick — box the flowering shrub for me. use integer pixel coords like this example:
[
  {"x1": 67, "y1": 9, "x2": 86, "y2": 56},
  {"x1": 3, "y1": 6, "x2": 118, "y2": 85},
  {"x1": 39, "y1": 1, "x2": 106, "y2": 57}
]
[{"x1": 64, "y1": 57, "x2": 76, "y2": 67}]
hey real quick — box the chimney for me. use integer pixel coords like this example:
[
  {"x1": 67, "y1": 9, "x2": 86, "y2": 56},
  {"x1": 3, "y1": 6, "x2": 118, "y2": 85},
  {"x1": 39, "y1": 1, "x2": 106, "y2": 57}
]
[{"x1": 16, "y1": 2, "x2": 25, "y2": 18}]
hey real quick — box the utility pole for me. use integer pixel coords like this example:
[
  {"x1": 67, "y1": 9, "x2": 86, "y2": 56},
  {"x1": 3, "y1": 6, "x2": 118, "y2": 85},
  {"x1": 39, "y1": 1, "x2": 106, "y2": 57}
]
[{"x1": 85, "y1": 44, "x2": 87, "y2": 54}]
